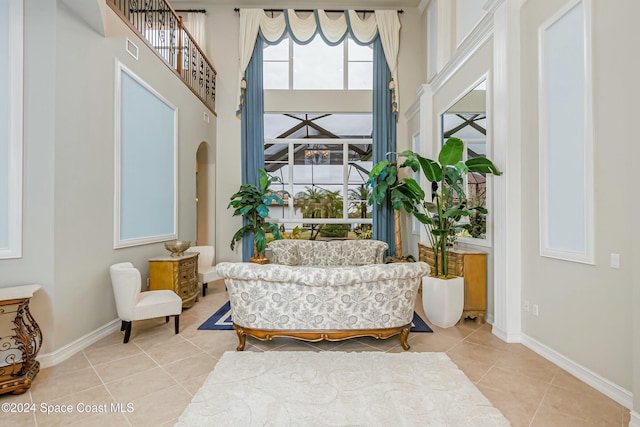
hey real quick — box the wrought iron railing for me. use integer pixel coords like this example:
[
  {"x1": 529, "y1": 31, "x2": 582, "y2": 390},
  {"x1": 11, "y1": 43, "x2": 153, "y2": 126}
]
[{"x1": 107, "y1": 0, "x2": 216, "y2": 114}]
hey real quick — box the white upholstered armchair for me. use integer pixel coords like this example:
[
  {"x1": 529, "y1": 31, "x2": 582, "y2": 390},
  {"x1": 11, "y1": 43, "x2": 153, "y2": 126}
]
[
  {"x1": 109, "y1": 262, "x2": 182, "y2": 343},
  {"x1": 185, "y1": 245, "x2": 221, "y2": 296}
]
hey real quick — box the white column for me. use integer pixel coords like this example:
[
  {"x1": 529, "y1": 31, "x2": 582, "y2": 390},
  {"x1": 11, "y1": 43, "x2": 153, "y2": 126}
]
[{"x1": 491, "y1": 0, "x2": 522, "y2": 342}]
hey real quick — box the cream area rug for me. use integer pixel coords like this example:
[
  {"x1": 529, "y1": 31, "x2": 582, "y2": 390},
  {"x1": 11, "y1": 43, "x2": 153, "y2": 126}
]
[{"x1": 176, "y1": 351, "x2": 510, "y2": 427}]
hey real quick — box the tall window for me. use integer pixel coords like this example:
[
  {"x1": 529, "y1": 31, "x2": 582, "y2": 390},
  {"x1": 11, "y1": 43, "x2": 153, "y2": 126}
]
[
  {"x1": 263, "y1": 28, "x2": 374, "y2": 240},
  {"x1": 264, "y1": 35, "x2": 373, "y2": 90}
]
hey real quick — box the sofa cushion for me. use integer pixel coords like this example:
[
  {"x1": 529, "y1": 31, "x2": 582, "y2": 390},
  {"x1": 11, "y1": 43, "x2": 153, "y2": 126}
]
[
  {"x1": 315, "y1": 242, "x2": 343, "y2": 265},
  {"x1": 297, "y1": 241, "x2": 342, "y2": 266},
  {"x1": 269, "y1": 240, "x2": 300, "y2": 266},
  {"x1": 268, "y1": 239, "x2": 388, "y2": 266},
  {"x1": 296, "y1": 241, "x2": 316, "y2": 265},
  {"x1": 340, "y1": 240, "x2": 386, "y2": 265}
]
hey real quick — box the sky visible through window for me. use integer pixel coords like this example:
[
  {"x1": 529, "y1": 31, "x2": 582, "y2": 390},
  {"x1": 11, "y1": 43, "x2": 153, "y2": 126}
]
[
  {"x1": 294, "y1": 37, "x2": 343, "y2": 89},
  {"x1": 264, "y1": 35, "x2": 373, "y2": 90}
]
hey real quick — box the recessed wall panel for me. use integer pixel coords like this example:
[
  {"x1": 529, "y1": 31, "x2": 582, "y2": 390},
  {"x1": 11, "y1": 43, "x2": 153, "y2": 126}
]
[
  {"x1": 115, "y1": 64, "x2": 177, "y2": 247},
  {"x1": 426, "y1": 1, "x2": 438, "y2": 81},
  {"x1": 539, "y1": 0, "x2": 593, "y2": 263},
  {"x1": 0, "y1": 1, "x2": 10, "y2": 249},
  {"x1": 0, "y1": 0, "x2": 23, "y2": 259}
]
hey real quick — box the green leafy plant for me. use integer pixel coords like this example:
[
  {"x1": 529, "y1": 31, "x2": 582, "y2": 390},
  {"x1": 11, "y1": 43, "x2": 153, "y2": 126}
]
[
  {"x1": 281, "y1": 225, "x2": 304, "y2": 239},
  {"x1": 228, "y1": 169, "x2": 287, "y2": 259},
  {"x1": 294, "y1": 186, "x2": 343, "y2": 240},
  {"x1": 462, "y1": 206, "x2": 487, "y2": 239},
  {"x1": 353, "y1": 224, "x2": 372, "y2": 240},
  {"x1": 368, "y1": 137, "x2": 502, "y2": 277}
]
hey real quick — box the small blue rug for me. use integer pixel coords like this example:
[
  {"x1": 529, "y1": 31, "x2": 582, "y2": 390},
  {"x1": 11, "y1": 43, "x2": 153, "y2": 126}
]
[{"x1": 198, "y1": 301, "x2": 433, "y2": 333}]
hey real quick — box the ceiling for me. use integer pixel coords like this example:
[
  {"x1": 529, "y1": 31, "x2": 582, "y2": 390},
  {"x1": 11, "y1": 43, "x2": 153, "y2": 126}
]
[{"x1": 169, "y1": 0, "x2": 421, "y2": 8}]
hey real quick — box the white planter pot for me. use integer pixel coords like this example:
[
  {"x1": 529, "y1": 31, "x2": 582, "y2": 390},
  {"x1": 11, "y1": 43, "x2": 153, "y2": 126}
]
[{"x1": 422, "y1": 276, "x2": 464, "y2": 328}]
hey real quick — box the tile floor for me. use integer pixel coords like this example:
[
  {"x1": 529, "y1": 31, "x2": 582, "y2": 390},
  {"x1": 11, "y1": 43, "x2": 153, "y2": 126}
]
[{"x1": 0, "y1": 281, "x2": 631, "y2": 426}]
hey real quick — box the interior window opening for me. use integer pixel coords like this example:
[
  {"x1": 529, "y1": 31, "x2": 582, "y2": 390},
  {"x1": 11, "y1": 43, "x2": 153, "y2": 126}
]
[{"x1": 264, "y1": 113, "x2": 373, "y2": 241}]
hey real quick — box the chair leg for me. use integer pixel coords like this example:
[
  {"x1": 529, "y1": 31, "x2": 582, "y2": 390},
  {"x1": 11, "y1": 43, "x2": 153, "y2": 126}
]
[
  {"x1": 202, "y1": 282, "x2": 208, "y2": 297},
  {"x1": 122, "y1": 321, "x2": 132, "y2": 343},
  {"x1": 120, "y1": 320, "x2": 126, "y2": 331},
  {"x1": 165, "y1": 316, "x2": 170, "y2": 323},
  {"x1": 174, "y1": 315, "x2": 180, "y2": 334}
]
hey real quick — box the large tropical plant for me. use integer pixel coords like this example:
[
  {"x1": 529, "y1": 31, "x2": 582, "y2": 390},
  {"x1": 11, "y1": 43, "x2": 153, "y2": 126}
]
[
  {"x1": 368, "y1": 137, "x2": 502, "y2": 277},
  {"x1": 228, "y1": 169, "x2": 286, "y2": 259},
  {"x1": 294, "y1": 186, "x2": 343, "y2": 240}
]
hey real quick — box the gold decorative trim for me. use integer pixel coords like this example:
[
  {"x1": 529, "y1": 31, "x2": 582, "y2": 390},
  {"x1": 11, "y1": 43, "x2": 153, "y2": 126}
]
[
  {"x1": 233, "y1": 323, "x2": 412, "y2": 351},
  {"x1": 0, "y1": 296, "x2": 43, "y2": 395}
]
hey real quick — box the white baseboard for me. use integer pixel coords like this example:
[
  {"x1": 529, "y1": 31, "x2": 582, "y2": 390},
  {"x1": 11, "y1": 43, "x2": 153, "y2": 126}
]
[
  {"x1": 522, "y1": 333, "x2": 633, "y2": 409},
  {"x1": 630, "y1": 410, "x2": 640, "y2": 427},
  {"x1": 485, "y1": 313, "x2": 495, "y2": 325},
  {"x1": 38, "y1": 319, "x2": 121, "y2": 368},
  {"x1": 491, "y1": 325, "x2": 522, "y2": 343}
]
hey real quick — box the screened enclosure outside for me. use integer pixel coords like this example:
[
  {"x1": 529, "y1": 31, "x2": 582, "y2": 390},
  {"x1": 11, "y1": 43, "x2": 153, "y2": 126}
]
[
  {"x1": 441, "y1": 111, "x2": 488, "y2": 240},
  {"x1": 264, "y1": 113, "x2": 373, "y2": 240}
]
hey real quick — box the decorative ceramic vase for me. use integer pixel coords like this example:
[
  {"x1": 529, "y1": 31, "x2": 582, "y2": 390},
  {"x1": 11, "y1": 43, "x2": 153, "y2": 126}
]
[{"x1": 422, "y1": 275, "x2": 464, "y2": 328}]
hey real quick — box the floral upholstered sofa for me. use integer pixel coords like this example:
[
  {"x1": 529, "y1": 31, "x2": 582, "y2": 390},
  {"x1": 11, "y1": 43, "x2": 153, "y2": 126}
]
[{"x1": 215, "y1": 240, "x2": 430, "y2": 351}]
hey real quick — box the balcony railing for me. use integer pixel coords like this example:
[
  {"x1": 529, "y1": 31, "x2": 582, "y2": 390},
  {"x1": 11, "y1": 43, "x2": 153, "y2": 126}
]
[{"x1": 107, "y1": 0, "x2": 216, "y2": 114}]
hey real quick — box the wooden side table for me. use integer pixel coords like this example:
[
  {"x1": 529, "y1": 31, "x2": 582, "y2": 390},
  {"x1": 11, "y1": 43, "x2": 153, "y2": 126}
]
[
  {"x1": 418, "y1": 243, "x2": 488, "y2": 324},
  {"x1": 0, "y1": 284, "x2": 43, "y2": 395},
  {"x1": 148, "y1": 253, "x2": 199, "y2": 308}
]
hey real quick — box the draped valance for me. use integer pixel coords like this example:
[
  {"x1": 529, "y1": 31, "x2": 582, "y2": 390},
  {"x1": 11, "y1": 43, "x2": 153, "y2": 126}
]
[{"x1": 237, "y1": 9, "x2": 401, "y2": 116}]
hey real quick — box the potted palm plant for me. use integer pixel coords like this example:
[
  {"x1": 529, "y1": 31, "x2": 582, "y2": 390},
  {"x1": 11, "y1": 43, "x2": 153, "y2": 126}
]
[
  {"x1": 228, "y1": 169, "x2": 286, "y2": 264},
  {"x1": 368, "y1": 137, "x2": 501, "y2": 327}
]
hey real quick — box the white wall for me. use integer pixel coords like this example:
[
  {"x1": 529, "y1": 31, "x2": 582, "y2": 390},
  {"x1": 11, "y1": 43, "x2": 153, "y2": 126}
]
[
  {"x1": 396, "y1": 6, "x2": 427, "y2": 154},
  {"x1": 207, "y1": 5, "x2": 242, "y2": 262},
  {"x1": 0, "y1": 2, "x2": 216, "y2": 353},
  {"x1": 520, "y1": 0, "x2": 632, "y2": 391},
  {"x1": 455, "y1": 0, "x2": 485, "y2": 46},
  {"x1": 631, "y1": 0, "x2": 640, "y2": 413},
  {"x1": 0, "y1": 0, "x2": 57, "y2": 352}
]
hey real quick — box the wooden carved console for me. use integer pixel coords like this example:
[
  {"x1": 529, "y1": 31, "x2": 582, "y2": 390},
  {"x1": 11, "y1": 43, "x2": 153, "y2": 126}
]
[{"x1": 0, "y1": 284, "x2": 43, "y2": 395}]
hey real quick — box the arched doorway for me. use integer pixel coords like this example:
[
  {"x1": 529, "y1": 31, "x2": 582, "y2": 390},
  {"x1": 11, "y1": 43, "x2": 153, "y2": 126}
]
[{"x1": 196, "y1": 141, "x2": 214, "y2": 246}]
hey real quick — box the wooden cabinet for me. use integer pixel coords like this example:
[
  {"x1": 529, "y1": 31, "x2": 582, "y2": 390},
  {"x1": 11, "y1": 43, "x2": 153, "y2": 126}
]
[
  {"x1": 148, "y1": 253, "x2": 199, "y2": 308},
  {"x1": 418, "y1": 243, "x2": 487, "y2": 324}
]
